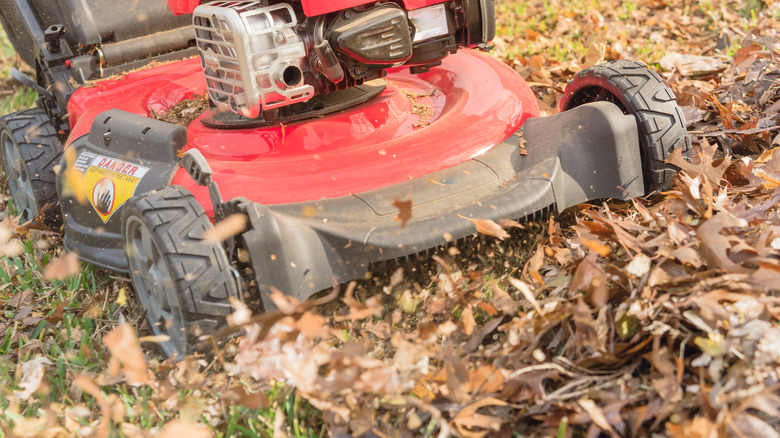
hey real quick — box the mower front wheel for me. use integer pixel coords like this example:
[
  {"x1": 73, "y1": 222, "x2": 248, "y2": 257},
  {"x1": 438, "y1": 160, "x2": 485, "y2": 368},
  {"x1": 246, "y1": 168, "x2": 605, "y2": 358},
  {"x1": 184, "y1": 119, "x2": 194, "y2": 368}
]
[
  {"x1": 559, "y1": 60, "x2": 690, "y2": 192},
  {"x1": 0, "y1": 108, "x2": 63, "y2": 224},
  {"x1": 122, "y1": 186, "x2": 239, "y2": 359}
]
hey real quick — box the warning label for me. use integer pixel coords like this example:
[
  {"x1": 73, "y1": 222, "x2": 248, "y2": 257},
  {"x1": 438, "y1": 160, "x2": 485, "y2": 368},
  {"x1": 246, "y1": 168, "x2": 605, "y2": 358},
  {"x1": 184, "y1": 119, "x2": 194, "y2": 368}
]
[{"x1": 83, "y1": 155, "x2": 149, "y2": 223}]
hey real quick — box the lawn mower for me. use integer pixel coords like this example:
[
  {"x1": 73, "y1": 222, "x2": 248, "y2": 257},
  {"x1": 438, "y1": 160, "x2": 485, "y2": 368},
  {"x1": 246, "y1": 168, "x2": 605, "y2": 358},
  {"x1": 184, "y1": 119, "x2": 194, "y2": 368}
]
[{"x1": 0, "y1": 0, "x2": 689, "y2": 358}]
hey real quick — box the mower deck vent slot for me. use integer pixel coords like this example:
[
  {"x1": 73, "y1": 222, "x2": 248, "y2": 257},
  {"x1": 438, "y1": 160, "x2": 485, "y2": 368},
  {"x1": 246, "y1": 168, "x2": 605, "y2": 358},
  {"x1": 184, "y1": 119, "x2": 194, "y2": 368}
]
[{"x1": 369, "y1": 204, "x2": 555, "y2": 272}]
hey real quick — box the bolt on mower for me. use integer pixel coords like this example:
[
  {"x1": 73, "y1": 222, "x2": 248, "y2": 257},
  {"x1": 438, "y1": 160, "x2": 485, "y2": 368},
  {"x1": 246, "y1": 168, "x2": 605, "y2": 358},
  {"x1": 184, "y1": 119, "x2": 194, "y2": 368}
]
[{"x1": 0, "y1": 0, "x2": 689, "y2": 358}]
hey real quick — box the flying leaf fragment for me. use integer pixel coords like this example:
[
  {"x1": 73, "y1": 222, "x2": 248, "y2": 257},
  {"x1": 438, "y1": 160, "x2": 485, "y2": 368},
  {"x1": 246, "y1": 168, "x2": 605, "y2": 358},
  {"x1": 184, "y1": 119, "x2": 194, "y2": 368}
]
[
  {"x1": 338, "y1": 284, "x2": 383, "y2": 321},
  {"x1": 44, "y1": 252, "x2": 81, "y2": 280},
  {"x1": 580, "y1": 237, "x2": 611, "y2": 257},
  {"x1": 102, "y1": 323, "x2": 150, "y2": 385},
  {"x1": 498, "y1": 218, "x2": 525, "y2": 229},
  {"x1": 269, "y1": 288, "x2": 301, "y2": 315},
  {"x1": 138, "y1": 335, "x2": 171, "y2": 343},
  {"x1": 203, "y1": 213, "x2": 247, "y2": 243},
  {"x1": 227, "y1": 296, "x2": 252, "y2": 327},
  {"x1": 459, "y1": 215, "x2": 510, "y2": 240},
  {"x1": 0, "y1": 230, "x2": 23, "y2": 257},
  {"x1": 392, "y1": 198, "x2": 413, "y2": 228},
  {"x1": 222, "y1": 385, "x2": 270, "y2": 410},
  {"x1": 116, "y1": 288, "x2": 128, "y2": 306},
  {"x1": 74, "y1": 375, "x2": 112, "y2": 438},
  {"x1": 60, "y1": 147, "x2": 88, "y2": 205},
  {"x1": 159, "y1": 420, "x2": 213, "y2": 438},
  {"x1": 460, "y1": 306, "x2": 476, "y2": 335},
  {"x1": 390, "y1": 267, "x2": 404, "y2": 286}
]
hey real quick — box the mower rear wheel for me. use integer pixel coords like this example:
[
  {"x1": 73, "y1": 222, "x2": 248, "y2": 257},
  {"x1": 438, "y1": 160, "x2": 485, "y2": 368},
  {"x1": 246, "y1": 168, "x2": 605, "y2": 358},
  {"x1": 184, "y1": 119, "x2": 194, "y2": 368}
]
[
  {"x1": 122, "y1": 186, "x2": 239, "y2": 359},
  {"x1": 559, "y1": 60, "x2": 690, "y2": 192},
  {"x1": 0, "y1": 0, "x2": 35, "y2": 66},
  {"x1": 0, "y1": 108, "x2": 63, "y2": 224}
]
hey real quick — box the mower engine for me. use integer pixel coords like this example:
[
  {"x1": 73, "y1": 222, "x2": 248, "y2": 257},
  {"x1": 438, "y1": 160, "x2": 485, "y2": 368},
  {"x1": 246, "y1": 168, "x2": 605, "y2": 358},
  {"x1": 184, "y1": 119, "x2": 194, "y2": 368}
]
[{"x1": 190, "y1": 0, "x2": 494, "y2": 119}]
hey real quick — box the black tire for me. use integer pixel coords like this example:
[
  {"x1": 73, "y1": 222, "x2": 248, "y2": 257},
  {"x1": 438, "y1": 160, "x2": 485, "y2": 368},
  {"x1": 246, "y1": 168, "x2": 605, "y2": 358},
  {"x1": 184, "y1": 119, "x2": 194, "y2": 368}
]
[
  {"x1": 0, "y1": 0, "x2": 35, "y2": 66},
  {"x1": 559, "y1": 60, "x2": 691, "y2": 192},
  {"x1": 122, "y1": 185, "x2": 239, "y2": 359},
  {"x1": 0, "y1": 108, "x2": 63, "y2": 224}
]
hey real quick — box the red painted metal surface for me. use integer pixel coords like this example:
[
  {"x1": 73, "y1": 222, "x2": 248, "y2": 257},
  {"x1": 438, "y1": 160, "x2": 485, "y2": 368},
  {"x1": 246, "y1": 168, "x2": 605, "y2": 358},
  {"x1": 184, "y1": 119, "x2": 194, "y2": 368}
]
[
  {"x1": 168, "y1": 0, "x2": 447, "y2": 16},
  {"x1": 301, "y1": 0, "x2": 375, "y2": 16},
  {"x1": 301, "y1": 0, "x2": 446, "y2": 15},
  {"x1": 67, "y1": 50, "x2": 539, "y2": 214},
  {"x1": 167, "y1": 0, "x2": 200, "y2": 15}
]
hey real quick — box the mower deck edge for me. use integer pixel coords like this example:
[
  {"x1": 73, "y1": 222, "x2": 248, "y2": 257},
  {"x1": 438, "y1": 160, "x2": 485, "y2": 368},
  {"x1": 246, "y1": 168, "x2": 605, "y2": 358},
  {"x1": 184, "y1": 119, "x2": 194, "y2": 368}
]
[{"x1": 231, "y1": 102, "x2": 642, "y2": 309}]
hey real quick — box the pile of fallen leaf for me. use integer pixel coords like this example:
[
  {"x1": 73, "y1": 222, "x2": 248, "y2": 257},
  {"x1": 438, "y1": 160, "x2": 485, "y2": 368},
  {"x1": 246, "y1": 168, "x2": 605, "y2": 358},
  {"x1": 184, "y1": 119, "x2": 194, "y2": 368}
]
[{"x1": 216, "y1": 147, "x2": 780, "y2": 436}]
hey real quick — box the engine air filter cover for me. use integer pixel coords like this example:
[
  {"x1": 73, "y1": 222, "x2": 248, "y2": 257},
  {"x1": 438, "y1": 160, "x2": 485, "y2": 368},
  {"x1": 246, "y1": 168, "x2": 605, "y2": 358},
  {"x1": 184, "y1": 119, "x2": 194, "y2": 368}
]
[
  {"x1": 328, "y1": 3, "x2": 414, "y2": 66},
  {"x1": 193, "y1": 1, "x2": 314, "y2": 118}
]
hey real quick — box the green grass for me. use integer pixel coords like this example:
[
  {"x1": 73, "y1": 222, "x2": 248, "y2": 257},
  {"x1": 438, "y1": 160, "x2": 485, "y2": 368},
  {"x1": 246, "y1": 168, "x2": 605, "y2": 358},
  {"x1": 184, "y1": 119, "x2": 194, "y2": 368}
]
[{"x1": 0, "y1": 27, "x2": 37, "y2": 114}]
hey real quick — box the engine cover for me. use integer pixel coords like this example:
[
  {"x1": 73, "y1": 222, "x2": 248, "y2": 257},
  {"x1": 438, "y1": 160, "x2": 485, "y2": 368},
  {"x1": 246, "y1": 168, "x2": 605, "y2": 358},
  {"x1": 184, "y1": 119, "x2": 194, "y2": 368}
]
[
  {"x1": 328, "y1": 3, "x2": 413, "y2": 66},
  {"x1": 193, "y1": 1, "x2": 314, "y2": 118}
]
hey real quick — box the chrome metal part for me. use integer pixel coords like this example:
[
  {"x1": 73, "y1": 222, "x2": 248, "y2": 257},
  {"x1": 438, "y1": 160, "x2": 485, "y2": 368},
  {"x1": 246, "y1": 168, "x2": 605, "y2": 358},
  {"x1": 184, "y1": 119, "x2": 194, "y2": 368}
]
[{"x1": 193, "y1": 1, "x2": 314, "y2": 118}]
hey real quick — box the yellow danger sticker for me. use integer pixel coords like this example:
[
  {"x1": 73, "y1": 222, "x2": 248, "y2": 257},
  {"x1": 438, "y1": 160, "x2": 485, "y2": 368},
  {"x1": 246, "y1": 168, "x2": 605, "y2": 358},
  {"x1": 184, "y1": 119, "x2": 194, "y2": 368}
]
[{"x1": 83, "y1": 155, "x2": 149, "y2": 223}]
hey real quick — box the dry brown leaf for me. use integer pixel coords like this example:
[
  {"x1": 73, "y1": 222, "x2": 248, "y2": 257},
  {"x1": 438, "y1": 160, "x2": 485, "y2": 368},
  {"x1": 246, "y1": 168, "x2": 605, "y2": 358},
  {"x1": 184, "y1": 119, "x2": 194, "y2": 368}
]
[
  {"x1": 459, "y1": 215, "x2": 510, "y2": 240},
  {"x1": 14, "y1": 357, "x2": 52, "y2": 401},
  {"x1": 137, "y1": 335, "x2": 171, "y2": 343},
  {"x1": 102, "y1": 324, "x2": 150, "y2": 385},
  {"x1": 577, "y1": 399, "x2": 616, "y2": 435},
  {"x1": 44, "y1": 302, "x2": 66, "y2": 324},
  {"x1": 289, "y1": 312, "x2": 328, "y2": 338},
  {"x1": 666, "y1": 416, "x2": 718, "y2": 438},
  {"x1": 392, "y1": 198, "x2": 413, "y2": 228},
  {"x1": 697, "y1": 213, "x2": 750, "y2": 272},
  {"x1": 498, "y1": 218, "x2": 525, "y2": 229},
  {"x1": 460, "y1": 306, "x2": 476, "y2": 336},
  {"x1": 466, "y1": 364, "x2": 506, "y2": 394},
  {"x1": 508, "y1": 277, "x2": 544, "y2": 316},
  {"x1": 158, "y1": 420, "x2": 213, "y2": 438},
  {"x1": 203, "y1": 213, "x2": 247, "y2": 243},
  {"x1": 74, "y1": 375, "x2": 111, "y2": 438},
  {"x1": 44, "y1": 252, "x2": 81, "y2": 280},
  {"x1": 452, "y1": 397, "x2": 508, "y2": 437},
  {"x1": 580, "y1": 237, "x2": 612, "y2": 257},
  {"x1": 337, "y1": 282, "x2": 383, "y2": 321},
  {"x1": 222, "y1": 385, "x2": 270, "y2": 410},
  {"x1": 476, "y1": 302, "x2": 498, "y2": 317},
  {"x1": 227, "y1": 295, "x2": 252, "y2": 327},
  {"x1": 666, "y1": 138, "x2": 731, "y2": 186},
  {"x1": 268, "y1": 288, "x2": 302, "y2": 315}
]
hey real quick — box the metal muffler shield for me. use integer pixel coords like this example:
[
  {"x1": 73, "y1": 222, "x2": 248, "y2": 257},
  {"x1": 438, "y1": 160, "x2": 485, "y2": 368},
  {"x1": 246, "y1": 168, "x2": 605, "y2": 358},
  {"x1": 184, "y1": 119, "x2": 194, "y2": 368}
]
[{"x1": 193, "y1": 1, "x2": 314, "y2": 117}]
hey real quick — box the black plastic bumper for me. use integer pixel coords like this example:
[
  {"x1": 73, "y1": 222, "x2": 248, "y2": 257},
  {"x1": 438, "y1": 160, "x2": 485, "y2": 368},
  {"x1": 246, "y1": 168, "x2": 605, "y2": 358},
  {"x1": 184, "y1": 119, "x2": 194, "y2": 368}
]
[{"x1": 231, "y1": 102, "x2": 642, "y2": 310}]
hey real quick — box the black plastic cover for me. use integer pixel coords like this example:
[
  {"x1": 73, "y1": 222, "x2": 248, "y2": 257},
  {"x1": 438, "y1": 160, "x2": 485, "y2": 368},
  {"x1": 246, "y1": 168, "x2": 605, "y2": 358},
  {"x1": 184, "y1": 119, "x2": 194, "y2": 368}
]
[
  {"x1": 31, "y1": 0, "x2": 192, "y2": 48},
  {"x1": 57, "y1": 110, "x2": 184, "y2": 271},
  {"x1": 328, "y1": 3, "x2": 413, "y2": 65}
]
